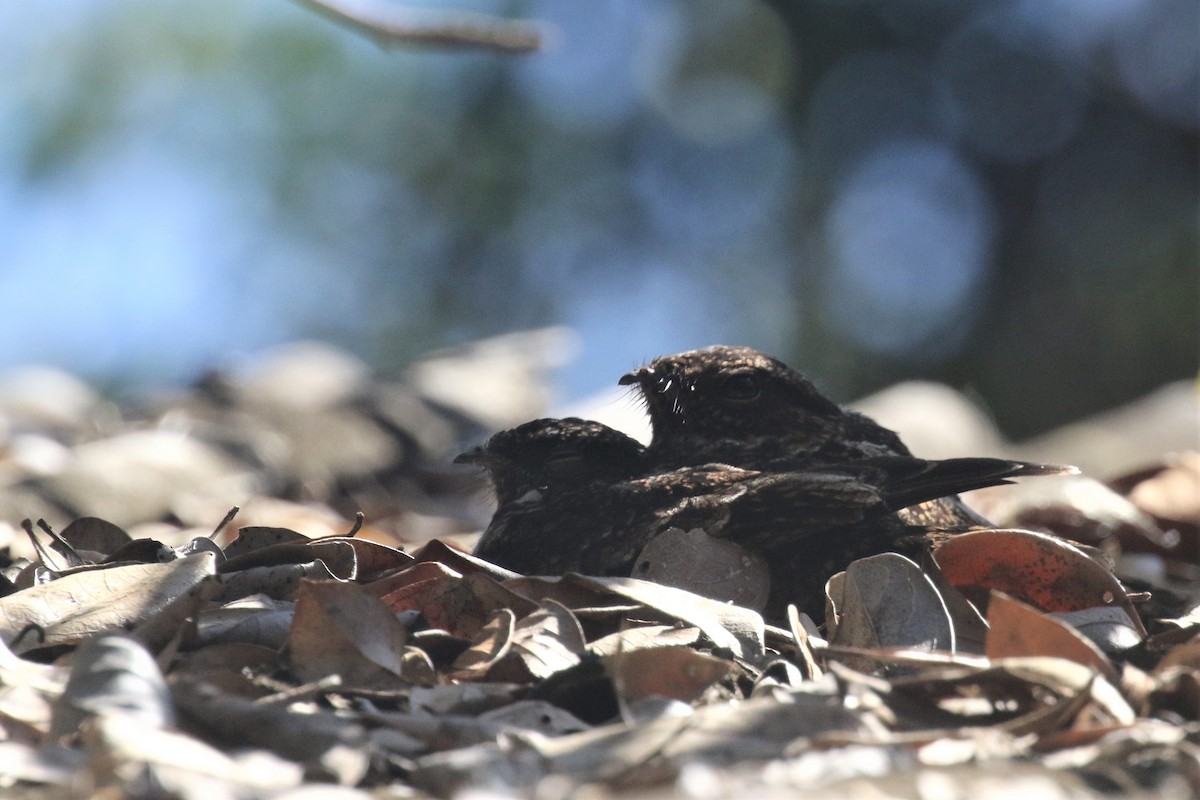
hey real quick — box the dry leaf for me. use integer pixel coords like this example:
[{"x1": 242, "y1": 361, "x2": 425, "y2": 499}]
[
  {"x1": 173, "y1": 643, "x2": 278, "y2": 678},
  {"x1": 195, "y1": 595, "x2": 295, "y2": 650},
  {"x1": 986, "y1": 591, "x2": 1117, "y2": 680},
  {"x1": 503, "y1": 575, "x2": 643, "y2": 616},
  {"x1": 50, "y1": 635, "x2": 173, "y2": 740},
  {"x1": 979, "y1": 474, "x2": 1171, "y2": 550},
  {"x1": 171, "y1": 679, "x2": 369, "y2": 785},
  {"x1": 129, "y1": 573, "x2": 223, "y2": 655},
  {"x1": 1049, "y1": 607, "x2": 1143, "y2": 656},
  {"x1": 0, "y1": 552, "x2": 218, "y2": 654},
  {"x1": 223, "y1": 526, "x2": 310, "y2": 560},
  {"x1": 0, "y1": 740, "x2": 82, "y2": 787},
  {"x1": 409, "y1": 683, "x2": 523, "y2": 716},
  {"x1": 920, "y1": 554, "x2": 990, "y2": 655},
  {"x1": 215, "y1": 558, "x2": 340, "y2": 603},
  {"x1": 410, "y1": 688, "x2": 868, "y2": 796},
  {"x1": 450, "y1": 609, "x2": 515, "y2": 678},
  {"x1": 315, "y1": 536, "x2": 414, "y2": 581},
  {"x1": 413, "y1": 538, "x2": 520, "y2": 582},
  {"x1": 560, "y1": 574, "x2": 765, "y2": 662},
  {"x1": 288, "y1": 579, "x2": 412, "y2": 688},
  {"x1": 498, "y1": 600, "x2": 586, "y2": 681},
  {"x1": 82, "y1": 713, "x2": 303, "y2": 796},
  {"x1": 60, "y1": 517, "x2": 132, "y2": 559},
  {"x1": 885, "y1": 656, "x2": 1136, "y2": 737},
  {"x1": 372, "y1": 564, "x2": 536, "y2": 640},
  {"x1": 477, "y1": 699, "x2": 589, "y2": 737},
  {"x1": 588, "y1": 625, "x2": 703, "y2": 658},
  {"x1": 932, "y1": 528, "x2": 1145, "y2": 634},
  {"x1": 826, "y1": 553, "x2": 954, "y2": 669},
  {"x1": 607, "y1": 646, "x2": 734, "y2": 704},
  {"x1": 633, "y1": 527, "x2": 771, "y2": 612},
  {"x1": 219, "y1": 540, "x2": 355, "y2": 578}
]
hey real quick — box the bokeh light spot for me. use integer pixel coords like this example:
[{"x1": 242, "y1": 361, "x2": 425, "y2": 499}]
[{"x1": 823, "y1": 140, "x2": 995, "y2": 359}]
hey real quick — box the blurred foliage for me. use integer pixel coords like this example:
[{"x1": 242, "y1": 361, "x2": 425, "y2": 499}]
[{"x1": 0, "y1": 0, "x2": 1196, "y2": 437}]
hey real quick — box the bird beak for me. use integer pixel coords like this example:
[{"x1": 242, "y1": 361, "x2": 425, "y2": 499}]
[
  {"x1": 453, "y1": 447, "x2": 486, "y2": 465},
  {"x1": 619, "y1": 367, "x2": 651, "y2": 387}
]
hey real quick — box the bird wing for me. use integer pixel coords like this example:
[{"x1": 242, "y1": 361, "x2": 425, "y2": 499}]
[
  {"x1": 697, "y1": 470, "x2": 887, "y2": 549},
  {"x1": 835, "y1": 456, "x2": 1077, "y2": 512}
]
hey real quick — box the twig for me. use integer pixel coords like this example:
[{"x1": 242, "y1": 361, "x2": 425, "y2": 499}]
[
  {"x1": 212, "y1": 506, "x2": 240, "y2": 539},
  {"x1": 8, "y1": 622, "x2": 46, "y2": 650},
  {"x1": 345, "y1": 511, "x2": 364, "y2": 538},
  {"x1": 20, "y1": 519, "x2": 64, "y2": 571},
  {"x1": 291, "y1": 0, "x2": 544, "y2": 54},
  {"x1": 255, "y1": 673, "x2": 343, "y2": 705},
  {"x1": 816, "y1": 644, "x2": 990, "y2": 669},
  {"x1": 36, "y1": 519, "x2": 86, "y2": 567}
]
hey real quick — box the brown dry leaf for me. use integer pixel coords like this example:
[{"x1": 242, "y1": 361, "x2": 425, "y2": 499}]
[
  {"x1": 0, "y1": 630, "x2": 66, "y2": 739},
  {"x1": 288, "y1": 579, "x2": 412, "y2": 688},
  {"x1": 366, "y1": 558, "x2": 457, "y2": 596},
  {"x1": 1155, "y1": 636, "x2": 1200, "y2": 674},
  {"x1": 50, "y1": 635, "x2": 173, "y2": 741},
  {"x1": 371, "y1": 563, "x2": 536, "y2": 640},
  {"x1": 932, "y1": 528, "x2": 1145, "y2": 633},
  {"x1": 195, "y1": 595, "x2": 295, "y2": 649},
  {"x1": 129, "y1": 573, "x2": 223, "y2": 655},
  {"x1": 215, "y1": 558, "x2": 340, "y2": 603},
  {"x1": 314, "y1": 536, "x2": 414, "y2": 581},
  {"x1": 1119, "y1": 453, "x2": 1200, "y2": 572},
  {"x1": 398, "y1": 646, "x2": 439, "y2": 687},
  {"x1": 515, "y1": 600, "x2": 585, "y2": 659},
  {"x1": 485, "y1": 601, "x2": 586, "y2": 682},
  {"x1": 504, "y1": 574, "x2": 643, "y2": 616},
  {"x1": 1144, "y1": 665, "x2": 1200, "y2": 721},
  {"x1": 1049, "y1": 606, "x2": 1144, "y2": 656},
  {"x1": 477, "y1": 699, "x2": 589, "y2": 737},
  {"x1": 885, "y1": 656, "x2": 1136, "y2": 738},
  {"x1": 978, "y1": 474, "x2": 1172, "y2": 551},
  {"x1": 0, "y1": 552, "x2": 218, "y2": 655},
  {"x1": 82, "y1": 713, "x2": 303, "y2": 797},
  {"x1": 986, "y1": 591, "x2": 1117, "y2": 680},
  {"x1": 306, "y1": 540, "x2": 358, "y2": 579},
  {"x1": 785, "y1": 606, "x2": 822, "y2": 680},
  {"x1": 559, "y1": 574, "x2": 765, "y2": 662},
  {"x1": 0, "y1": 740, "x2": 82, "y2": 787},
  {"x1": 450, "y1": 608, "x2": 516, "y2": 678},
  {"x1": 108, "y1": 536, "x2": 184, "y2": 564},
  {"x1": 222, "y1": 526, "x2": 310, "y2": 559},
  {"x1": 60, "y1": 517, "x2": 132, "y2": 559},
  {"x1": 826, "y1": 553, "x2": 954, "y2": 667},
  {"x1": 170, "y1": 678, "x2": 369, "y2": 785},
  {"x1": 0, "y1": 685, "x2": 57, "y2": 743},
  {"x1": 588, "y1": 625, "x2": 703, "y2": 658},
  {"x1": 173, "y1": 642, "x2": 278, "y2": 680},
  {"x1": 409, "y1": 688, "x2": 868, "y2": 796},
  {"x1": 362, "y1": 708, "x2": 510, "y2": 753},
  {"x1": 921, "y1": 554, "x2": 990, "y2": 655},
  {"x1": 633, "y1": 527, "x2": 771, "y2": 612},
  {"x1": 409, "y1": 683, "x2": 523, "y2": 716},
  {"x1": 413, "y1": 538, "x2": 520, "y2": 582},
  {"x1": 1127, "y1": 451, "x2": 1200, "y2": 513},
  {"x1": 607, "y1": 646, "x2": 734, "y2": 704},
  {"x1": 220, "y1": 539, "x2": 356, "y2": 579}
]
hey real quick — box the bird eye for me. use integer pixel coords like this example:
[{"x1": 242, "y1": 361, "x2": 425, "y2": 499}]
[{"x1": 721, "y1": 373, "x2": 761, "y2": 401}]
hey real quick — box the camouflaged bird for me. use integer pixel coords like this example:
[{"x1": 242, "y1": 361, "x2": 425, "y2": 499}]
[
  {"x1": 457, "y1": 416, "x2": 1072, "y2": 619},
  {"x1": 619, "y1": 345, "x2": 1075, "y2": 530}
]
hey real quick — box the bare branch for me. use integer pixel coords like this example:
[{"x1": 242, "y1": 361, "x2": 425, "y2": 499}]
[{"x1": 292, "y1": 0, "x2": 544, "y2": 54}]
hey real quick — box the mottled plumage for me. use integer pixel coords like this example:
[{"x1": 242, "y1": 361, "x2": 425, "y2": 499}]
[
  {"x1": 457, "y1": 416, "x2": 1071, "y2": 620},
  {"x1": 619, "y1": 345, "x2": 1074, "y2": 529}
]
